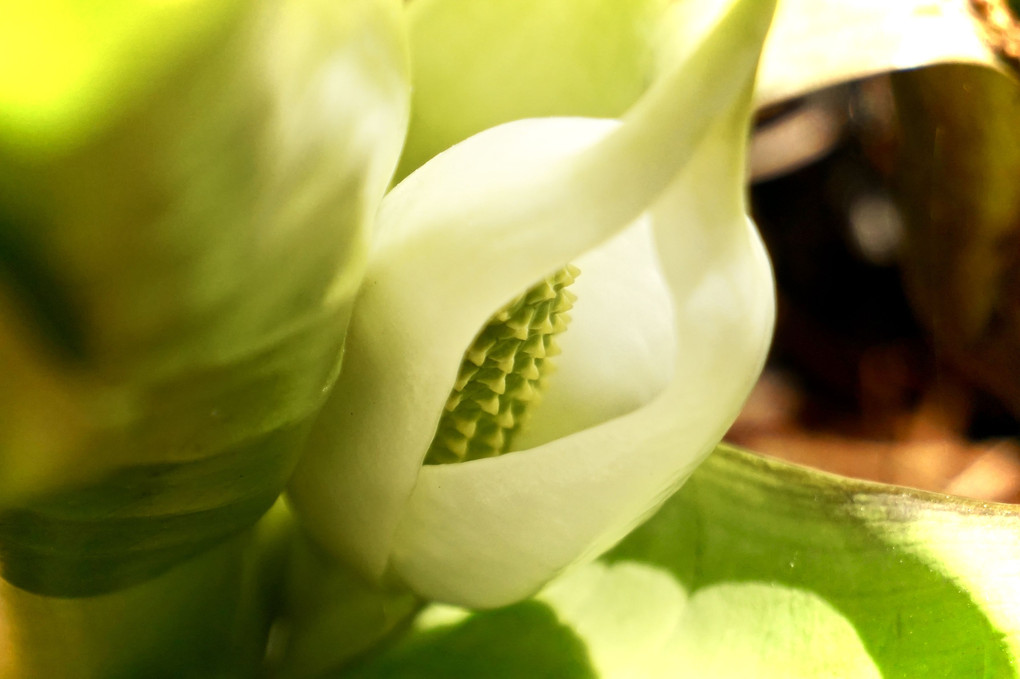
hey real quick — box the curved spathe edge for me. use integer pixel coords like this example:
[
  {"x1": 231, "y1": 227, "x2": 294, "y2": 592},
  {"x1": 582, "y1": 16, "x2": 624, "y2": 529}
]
[
  {"x1": 389, "y1": 98, "x2": 776, "y2": 608},
  {"x1": 287, "y1": 0, "x2": 776, "y2": 589}
]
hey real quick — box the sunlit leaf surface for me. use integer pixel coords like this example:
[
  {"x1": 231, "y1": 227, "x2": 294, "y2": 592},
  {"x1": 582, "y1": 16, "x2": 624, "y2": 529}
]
[{"x1": 337, "y1": 446, "x2": 1020, "y2": 678}]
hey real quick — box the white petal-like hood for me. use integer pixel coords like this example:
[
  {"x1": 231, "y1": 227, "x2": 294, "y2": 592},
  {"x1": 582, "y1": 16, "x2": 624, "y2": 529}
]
[
  {"x1": 389, "y1": 103, "x2": 774, "y2": 607},
  {"x1": 288, "y1": 0, "x2": 776, "y2": 608},
  {"x1": 511, "y1": 220, "x2": 676, "y2": 452}
]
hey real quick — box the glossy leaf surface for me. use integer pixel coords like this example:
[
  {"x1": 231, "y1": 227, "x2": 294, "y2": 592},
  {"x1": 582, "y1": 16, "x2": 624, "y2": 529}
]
[{"x1": 337, "y1": 445, "x2": 1020, "y2": 677}]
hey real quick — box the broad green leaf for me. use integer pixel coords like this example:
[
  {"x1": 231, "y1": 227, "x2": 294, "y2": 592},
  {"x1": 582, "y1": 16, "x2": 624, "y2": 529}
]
[
  {"x1": 538, "y1": 569, "x2": 880, "y2": 679},
  {"x1": 0, "y1": 0, "x2": 242, "y2": 155},
  {"x1": 396, "y1": 0, "x2": 672, "y2": 179},
  {"x1": 607, "y1": 445, "x2": 1020, "y2": 677},
  {"x1": 399, "y1": 0, "x2": 1006, "y2": 185},
  {"x1": 0, "y1": 529, "x2": 268, "y2": 679},
  {"x1": 0, "y1": 286, "x2": 95, "y2": 505},
  {"x1": 338, "y1": 601, "x2": 598, "y2": 679},
  {"x1": 0, "y1": 0, "x2": 410, "y2": 594},
  {"x1": 339, "y1": 446, "x2": 1020, "y2": 678},
  {"x1": 289, "y1": 0, "x2": 776, "y2": 608}
]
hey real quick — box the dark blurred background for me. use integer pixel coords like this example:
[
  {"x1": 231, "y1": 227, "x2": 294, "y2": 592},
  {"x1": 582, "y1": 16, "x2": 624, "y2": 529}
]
[{"x1": 728, "y1": 66, "x2": 1020, "y2": 503}]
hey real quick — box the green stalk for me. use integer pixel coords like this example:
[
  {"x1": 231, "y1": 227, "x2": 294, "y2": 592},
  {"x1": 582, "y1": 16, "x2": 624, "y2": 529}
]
[{"x1": 270, "y1": 526, "x2": 419, "y2": 679}]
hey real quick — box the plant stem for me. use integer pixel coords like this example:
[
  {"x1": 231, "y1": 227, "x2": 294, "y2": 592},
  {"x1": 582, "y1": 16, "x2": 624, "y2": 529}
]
[{"x1": 268, "y1": 531, "x2": 419, "y2": 679}]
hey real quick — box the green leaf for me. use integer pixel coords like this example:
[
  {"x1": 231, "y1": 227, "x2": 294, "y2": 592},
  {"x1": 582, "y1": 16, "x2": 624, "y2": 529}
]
[
  {"x1": 399, "y1": 0, "x2": 1006, "y2": 180},
  {"x1": 0, "y1": 529, "x2": 269, "y2": 679},
  {"x1": 534, "y1": 565, "x2": 880, "y2": 679},
  {"x1": 397, "y1": 0, "x2": 672, "y2": 179},
  {"x1": 0, "y1": 0, "x2": 410, "y2": 594},
  {"x1": 340, "y1": 602, "x2": 598, "y2": 679},
  {"x1": 605, "y1": 445, "x2": 1020, "y2": 677},
  {"x1": 0, "y1": 0, "x2": 243, "y2": 155},
  {"x1": 341, "y1": 446, "x2": 1020, "y2": 677}
]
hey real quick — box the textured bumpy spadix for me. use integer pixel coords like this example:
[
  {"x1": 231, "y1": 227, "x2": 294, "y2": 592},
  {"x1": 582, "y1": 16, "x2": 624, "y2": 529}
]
[
  {"x1": 289, "y1": 0, "x2": 778, "y2": 609},
  {"x1": 426, "y1": 267, "x2": 578, "y2": 464}
]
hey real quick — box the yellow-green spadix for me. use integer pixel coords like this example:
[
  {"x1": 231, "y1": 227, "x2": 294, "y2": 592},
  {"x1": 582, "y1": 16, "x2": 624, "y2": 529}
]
[{"x1": 288, "y1": 0, "x2": 777, "y2": 609}]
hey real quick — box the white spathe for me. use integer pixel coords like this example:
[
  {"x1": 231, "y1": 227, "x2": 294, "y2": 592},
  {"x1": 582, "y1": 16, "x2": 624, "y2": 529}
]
[
  {"x1": 511, "y1": 220, "x2": 676, "y2": 453},
  {"x1": 288, "y1": 0, "x2": 776, "y2": 608}
]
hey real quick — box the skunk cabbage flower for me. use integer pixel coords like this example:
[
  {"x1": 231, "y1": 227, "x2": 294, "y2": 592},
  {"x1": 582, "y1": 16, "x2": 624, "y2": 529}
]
[
  {"x1": 289, "y1": 0, "x2": 777, "y2": 609},
  {"x1": 0, "y1": 0, "x2": 408, "y2": 593}
]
